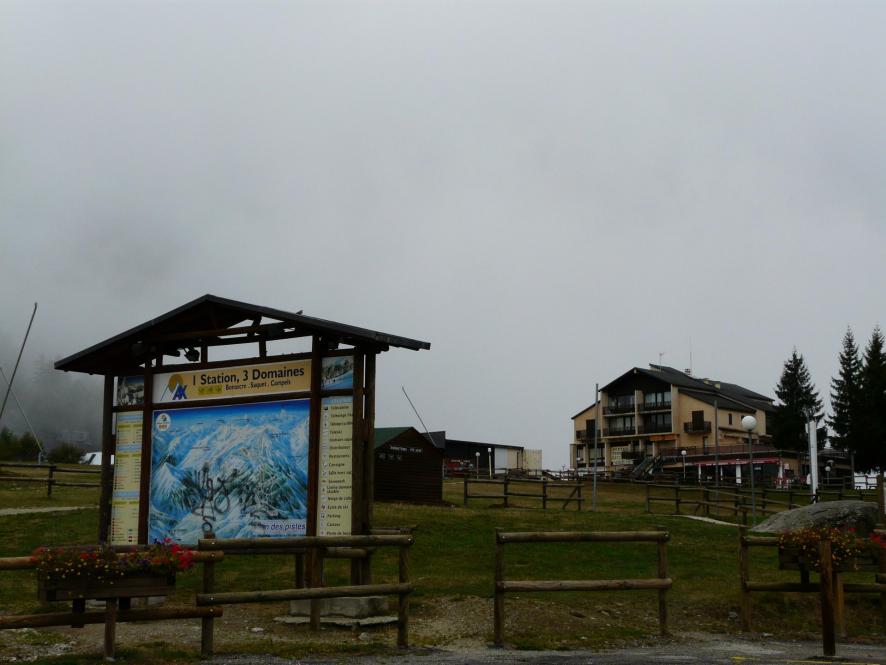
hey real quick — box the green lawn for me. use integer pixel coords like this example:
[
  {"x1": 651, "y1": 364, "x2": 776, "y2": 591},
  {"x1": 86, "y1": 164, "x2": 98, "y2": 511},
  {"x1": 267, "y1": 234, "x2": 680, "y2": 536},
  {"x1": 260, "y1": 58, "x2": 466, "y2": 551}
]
[{"x1": 1, "y1": 479, "x2": 884, "y2": 662}]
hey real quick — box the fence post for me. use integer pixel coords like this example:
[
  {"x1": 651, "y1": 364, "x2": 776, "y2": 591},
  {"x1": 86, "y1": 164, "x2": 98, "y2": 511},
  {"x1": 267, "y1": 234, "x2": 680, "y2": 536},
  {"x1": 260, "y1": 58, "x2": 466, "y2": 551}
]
[
  {"x1": 295, "y1": 552, "x2": 305, "y2": 589},
  {"x1": 702, "y1": 486, "x2": 709, "y2": 517},
  {"x1": 645, "y1": 484, "x2": 651, "y2": 513},
  {"x1": 739, "y1": 526, "x2": 751, "y2": 632},
  {"x1": 397, "y1": 540, "x2": 410, "y2": 648},
  {"x1": 577, "y1": 483, "x2": 583, "y2": 511},
  {"x1": 503, "y1": 478, "x2": 509, "y2": 508},
  {"x1": 879, "y1": 545, "x2": 886, "y2": 630},
  {"x1": 542, "y1": 479, "x2": 548, "y2": 510},
  {"x1": 201, "y1": 532, "x2": 216, "y2": 658},
  {"x1": 656, "y1": 525, "x2": 668, "y2": 636},
  {"x1": 674, "y1": 485, "x2": 681, "y2": 515},
  {"x1": 494, "y1": 528, "x2": 505, "y2": 647},
  {"x1": 819, "y1": 538, "x2": 836, "y2": 657},
  {"x1": 47, "y1": 465, "x2": 55, "y2": 498},
  {"x1": 463, "y1": 476, "x2": 468, "y2": 506},
  {"x1": 104, "y1": 597, "x2": 117, "y2": 660},
  {"x1": 878, "y1": 475, "x2": 885, "y2": 527}
]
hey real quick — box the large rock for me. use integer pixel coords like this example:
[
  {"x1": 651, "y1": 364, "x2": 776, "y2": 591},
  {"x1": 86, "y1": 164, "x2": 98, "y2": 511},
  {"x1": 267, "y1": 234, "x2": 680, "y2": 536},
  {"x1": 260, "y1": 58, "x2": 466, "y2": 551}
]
[{"x1": 754, "y1": 500, "x2": 880, "y2": 535}]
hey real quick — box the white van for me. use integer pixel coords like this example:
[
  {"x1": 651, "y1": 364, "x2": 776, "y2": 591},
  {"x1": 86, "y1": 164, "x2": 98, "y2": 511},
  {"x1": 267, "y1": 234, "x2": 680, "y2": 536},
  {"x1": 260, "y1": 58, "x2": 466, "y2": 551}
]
[{"x1": 80, "y1": 452, "x2": 114, "y2": 465}]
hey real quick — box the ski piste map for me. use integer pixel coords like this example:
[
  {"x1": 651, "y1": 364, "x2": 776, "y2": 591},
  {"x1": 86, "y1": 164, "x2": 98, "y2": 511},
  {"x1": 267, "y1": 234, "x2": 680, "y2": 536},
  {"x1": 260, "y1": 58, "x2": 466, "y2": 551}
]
[{"x1": 148, "y1": 399, "x2": 309, "y2": 544}]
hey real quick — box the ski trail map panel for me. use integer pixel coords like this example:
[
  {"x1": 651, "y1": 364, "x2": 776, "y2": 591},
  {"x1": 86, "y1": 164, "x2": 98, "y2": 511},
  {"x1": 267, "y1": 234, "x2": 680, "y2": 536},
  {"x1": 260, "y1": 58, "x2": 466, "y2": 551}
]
[{"x1": 148, "y1": 399, "x2": 310, "y2": 544}]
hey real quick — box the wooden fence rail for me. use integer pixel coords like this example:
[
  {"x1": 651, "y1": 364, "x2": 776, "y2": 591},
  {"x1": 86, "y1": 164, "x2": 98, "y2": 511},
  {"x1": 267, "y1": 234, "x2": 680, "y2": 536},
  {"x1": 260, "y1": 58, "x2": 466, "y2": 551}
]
[
  {"x1": 645, "y1": 483, "x2": 878, "y2": 523},
  {"x1": 463, "y1": 477, "x2": 583, "y2": 510},
  {"x1": 196, "y1": 533, "x2": 414, "y2": 654},
  {"x1": 493, "y1": 528, "x2": 671, "y2": 647},
  {"x1": 0, "y1": 547, "x2": 223, "y2": 660},
  {"x1": 0, "y1": 462, "x2": 100, "y2": 496}
]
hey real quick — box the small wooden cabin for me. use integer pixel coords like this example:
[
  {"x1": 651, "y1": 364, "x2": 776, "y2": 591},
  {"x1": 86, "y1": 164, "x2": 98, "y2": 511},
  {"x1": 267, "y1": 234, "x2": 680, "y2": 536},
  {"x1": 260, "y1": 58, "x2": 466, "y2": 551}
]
[{"x1": 374, "y1": 427, "x2": 444, "y2": 504}]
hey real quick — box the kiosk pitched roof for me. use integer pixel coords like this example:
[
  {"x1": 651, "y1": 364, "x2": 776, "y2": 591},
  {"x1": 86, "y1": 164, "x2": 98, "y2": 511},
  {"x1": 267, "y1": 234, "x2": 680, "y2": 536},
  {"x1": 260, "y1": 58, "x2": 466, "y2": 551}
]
[{"x1": 55, "y1": 294, "x2": 430, "y2": 374}]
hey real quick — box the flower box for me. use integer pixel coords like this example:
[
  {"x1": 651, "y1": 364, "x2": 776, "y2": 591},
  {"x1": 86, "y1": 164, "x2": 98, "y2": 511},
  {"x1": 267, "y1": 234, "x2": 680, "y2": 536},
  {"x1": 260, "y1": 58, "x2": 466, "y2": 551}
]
[
  {"x1": 37, "y1": 571, "x2": 175, "y2": 602},
  {"x1": 778, "y1": 546, "x2": 881, "y2": 573}
]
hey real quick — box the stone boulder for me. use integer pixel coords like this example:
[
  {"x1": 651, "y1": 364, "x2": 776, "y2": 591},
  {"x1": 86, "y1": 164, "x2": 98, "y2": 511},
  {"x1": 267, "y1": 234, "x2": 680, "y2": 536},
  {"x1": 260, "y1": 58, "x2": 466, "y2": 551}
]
[{"x1": 753, "y1": 500, "x2": 880, "y2": 535}]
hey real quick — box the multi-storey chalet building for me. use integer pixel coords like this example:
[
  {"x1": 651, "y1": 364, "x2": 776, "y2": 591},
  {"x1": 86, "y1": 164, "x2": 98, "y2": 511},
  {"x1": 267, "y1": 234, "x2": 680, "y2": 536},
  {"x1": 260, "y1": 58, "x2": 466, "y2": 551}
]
[{"x1": 570, "y1": 365, "x2": 782, "y2": 482}]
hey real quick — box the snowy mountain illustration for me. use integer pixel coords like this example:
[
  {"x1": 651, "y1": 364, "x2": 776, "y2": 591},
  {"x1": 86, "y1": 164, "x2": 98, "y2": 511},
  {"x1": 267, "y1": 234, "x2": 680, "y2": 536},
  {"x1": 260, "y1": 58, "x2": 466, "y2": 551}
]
[{"x1": 149, "y1": 400, "x2": 310, "y2": 544}]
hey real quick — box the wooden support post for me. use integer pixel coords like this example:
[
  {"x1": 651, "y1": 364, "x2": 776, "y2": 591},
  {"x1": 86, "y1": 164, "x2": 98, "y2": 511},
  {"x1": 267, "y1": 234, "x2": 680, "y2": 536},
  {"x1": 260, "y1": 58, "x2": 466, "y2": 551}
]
[
  {"x1": 656, "y1": 525, "x2": 668, "y2": 636},
  {"x1": 739, "y1": 526, "x2": 751, "y2": 632},
  {"x1": 577, "y1": 483, "x2": 583, "y2": 511},
  {"x1": 397, "y1": 542, "x2": 410, "y2": 648},
  {"x1": 834, "y1": 573, "x2": 846, "y2": 639},
  {"x1": 674, "y1": 485, "x2": 681, "y2": 515},
  {"x1": 494, "y1": 528, "x2": 505, "y2": 647},
  {"x1": 47, "y1": 465, "x2": 54, "y2": 497},
  {"x1": 200, "y1": 542, "x2": 216, "y2": 658},
  {"x1": 310, "y1": 549, "x2": 323, "y2": 630},
  {"x1": 72, "y1": 598, "x2": 86, "y2": 628},
  {"x1": 295, "y1": 553, "x2": 305, "y2": 589},
  {"x1": 463, "y1": 476, "x2": 468, "y2": 506},
  {"x1": 503, "y1": 478, "x2": 509, "y2": 508},
  {"x1": 98, "y1": 375, "x2": 115, "y2": 542},
  {"x1": 879, "y1": 546, "x2": 886, "y2": 629},
  {"x1": 788, "y1": 489, "x2": 794, "y2": 509},
  {"x1": 103, "y1": 598, "x2": 117, "y2": 661},
  {"x1": 819, "y1": 538, "x2": 836, "y2": 657},
  {"x1": 543, "y1": 479, "x2": 548, "y2": 510},
  {"x1": 645, "y1": 484, "x2": 651, "y2": 514}
]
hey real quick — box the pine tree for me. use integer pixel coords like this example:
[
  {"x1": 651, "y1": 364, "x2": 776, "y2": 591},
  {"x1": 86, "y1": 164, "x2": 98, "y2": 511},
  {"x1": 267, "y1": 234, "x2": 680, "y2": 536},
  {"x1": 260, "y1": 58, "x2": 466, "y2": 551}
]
[
  {"x1": 856, "y1": 327, "x2": 886, "y2": 471},
  {"x1": 828, "y1": 328, "x2": 862, "y2": 455},
  {"x1": 772, "y1": 348, "x2": 823, "y2": 451}
]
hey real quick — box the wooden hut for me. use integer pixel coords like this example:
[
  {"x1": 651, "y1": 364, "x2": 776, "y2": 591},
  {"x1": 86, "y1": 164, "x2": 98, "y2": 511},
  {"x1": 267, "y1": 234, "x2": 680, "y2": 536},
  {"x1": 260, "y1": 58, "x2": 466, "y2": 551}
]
[{"x1": 374, "y1": 427, "x2": 444, "y2": 504}]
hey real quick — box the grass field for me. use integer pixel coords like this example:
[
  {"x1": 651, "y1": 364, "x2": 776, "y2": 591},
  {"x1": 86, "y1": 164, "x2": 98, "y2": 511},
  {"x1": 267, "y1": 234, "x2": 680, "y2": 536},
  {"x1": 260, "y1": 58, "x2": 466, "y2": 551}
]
[{"x1": 1, "y1": 477, "x2": 884, "y2": 663}]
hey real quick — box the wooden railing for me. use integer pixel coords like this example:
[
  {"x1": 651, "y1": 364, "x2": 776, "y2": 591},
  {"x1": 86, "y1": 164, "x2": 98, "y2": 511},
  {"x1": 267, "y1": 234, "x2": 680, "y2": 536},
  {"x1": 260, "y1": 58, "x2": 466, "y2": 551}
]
[
  {"x1": 493, "y1": 529, "x2": 671, "y2": 646},
  {"x1": 645, "y1": 483, "x2": 879, "y2": 523},
  {"x1": 196, "y1": 533, "x2": 414, "y2": 652},
  {"x1": 0, "y1": 462, "x2": 100, "y2": 496},
  {"x1": 738, "y1": 527, "x2": 886, "y2": 658},
  {"x1": 463, "y1": 477, "x2": 583, "y2": 510},
  {"x1": 0, "y1": 547, "x2": 223, "y2": 659}
]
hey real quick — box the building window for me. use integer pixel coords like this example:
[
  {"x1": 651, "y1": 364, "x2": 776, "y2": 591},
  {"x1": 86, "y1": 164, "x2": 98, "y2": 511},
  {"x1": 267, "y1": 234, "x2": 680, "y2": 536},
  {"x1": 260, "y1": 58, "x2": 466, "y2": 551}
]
[
  {"x1": 728, "y1": 413, "x2": 733, "y2": 425},
  {"x1": 610, "y1": 394, "x2": 635, "y2": 409},
  {"x1": 644, "y1": 391, "x2": 671, "y2": 408}
]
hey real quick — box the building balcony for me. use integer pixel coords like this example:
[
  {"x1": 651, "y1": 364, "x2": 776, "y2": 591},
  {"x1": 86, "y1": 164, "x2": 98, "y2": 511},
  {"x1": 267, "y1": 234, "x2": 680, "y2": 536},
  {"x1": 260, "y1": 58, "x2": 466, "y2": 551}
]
[
  {"x1": 639, "y1": 401, "x2": 672, "y2": 413},
  {"x1": 603, "y1": 403, "x2": 635, "y2": 415},
  {"x1": 575, "y1": 429, "x2": 603, "y2": 443},
  {"x1": 683, "y1": 421, "x2": 712, "y2": 434},
  {"x1": 603, "y1": 426, "x2": 636, "y2": 436},
  {"x1": 639, "y1": 423, "x2": 673, "y2": 434}
]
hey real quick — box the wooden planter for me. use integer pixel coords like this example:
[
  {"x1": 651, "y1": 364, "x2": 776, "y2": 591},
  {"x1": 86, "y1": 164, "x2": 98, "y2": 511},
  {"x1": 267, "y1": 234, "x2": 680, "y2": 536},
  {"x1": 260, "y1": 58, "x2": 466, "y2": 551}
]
[
  {"x1": 778, "y1": 547, "x2": 879, "y2": 573},
  {"x1": 38, "y1": 572, "x2": 175, "y2": 602}
]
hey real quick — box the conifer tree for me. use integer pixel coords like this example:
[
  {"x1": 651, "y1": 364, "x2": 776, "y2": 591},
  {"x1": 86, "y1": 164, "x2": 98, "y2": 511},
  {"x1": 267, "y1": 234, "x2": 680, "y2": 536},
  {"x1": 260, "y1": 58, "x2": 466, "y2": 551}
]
[
  {"x1": 828, "y1": 328, "x2": 862, "y2": 455},
  {"x1": 856, "y1": 327, "x2": 886, "y2": 471},
  {"x1": 772, "y1": 348, "x2": 823, "y2": 451}
]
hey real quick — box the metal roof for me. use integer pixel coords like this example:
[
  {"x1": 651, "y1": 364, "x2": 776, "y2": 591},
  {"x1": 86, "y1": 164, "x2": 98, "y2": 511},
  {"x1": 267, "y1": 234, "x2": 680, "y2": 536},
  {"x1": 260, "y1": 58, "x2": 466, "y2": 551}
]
[{"x1": 55, "y1": 294, "x2": 430, "y2": 374}]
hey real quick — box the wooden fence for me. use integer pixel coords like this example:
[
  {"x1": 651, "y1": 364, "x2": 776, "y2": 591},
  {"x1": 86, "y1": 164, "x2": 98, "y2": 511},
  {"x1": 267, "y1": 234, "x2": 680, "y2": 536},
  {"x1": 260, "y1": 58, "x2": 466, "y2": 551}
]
[
  {"x1": 195, "y1": 533, "x2": 414, "y2": 653},
  {"x1": 463, "y1": 477, "x2": 583, "y2": 510},
  {"x1": 645, "y1": 483, "x2": 878, "y2": 523},
  {"x1": 0, "y1": 546, "x2": 224, "y2": 660},
  {"x1": 0, "y1": 462, "x2": 100, "y2": 496},
  {"x1": 493, "y1": 529, "x2": 671, "y2": 646},
  {"x1": 738, "y1": 527, "x2": 886, "y2": 657}
]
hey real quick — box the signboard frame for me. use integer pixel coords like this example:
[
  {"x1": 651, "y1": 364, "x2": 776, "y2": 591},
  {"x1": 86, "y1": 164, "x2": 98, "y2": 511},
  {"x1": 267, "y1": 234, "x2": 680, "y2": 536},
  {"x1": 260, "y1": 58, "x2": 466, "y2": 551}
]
[{"x1": 109, "y1": 347, "x2": 365, "y2": 546}]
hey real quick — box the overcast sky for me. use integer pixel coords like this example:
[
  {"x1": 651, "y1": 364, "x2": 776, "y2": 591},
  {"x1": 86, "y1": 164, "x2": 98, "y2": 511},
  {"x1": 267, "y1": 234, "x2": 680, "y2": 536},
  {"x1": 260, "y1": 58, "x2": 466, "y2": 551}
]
[{"x1": 1, "y1": 1, "x2": 884, "y2": 467}]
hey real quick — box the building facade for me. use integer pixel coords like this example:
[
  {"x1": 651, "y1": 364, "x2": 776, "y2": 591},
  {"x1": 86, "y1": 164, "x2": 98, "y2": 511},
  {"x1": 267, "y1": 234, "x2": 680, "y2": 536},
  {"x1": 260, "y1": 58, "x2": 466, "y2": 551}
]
[{"x1": 570, "y1": 365, "x2": 778, "y2": 480}]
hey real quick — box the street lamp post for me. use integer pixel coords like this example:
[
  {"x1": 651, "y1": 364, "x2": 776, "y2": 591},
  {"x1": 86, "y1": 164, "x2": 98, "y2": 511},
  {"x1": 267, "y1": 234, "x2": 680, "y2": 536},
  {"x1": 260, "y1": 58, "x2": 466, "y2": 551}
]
[
  {"x1": 475, "y1": 452, "x2": 480, "y2": 479},
  {"x1": 487, "y1": 447, "x2": 493, "y2": 479},
  {"x1": 680, "y1": 449, "x2": 687, "y2": 481},
  {"x1": 742, "y1": 415, "x2": 758, "y2": 526}
]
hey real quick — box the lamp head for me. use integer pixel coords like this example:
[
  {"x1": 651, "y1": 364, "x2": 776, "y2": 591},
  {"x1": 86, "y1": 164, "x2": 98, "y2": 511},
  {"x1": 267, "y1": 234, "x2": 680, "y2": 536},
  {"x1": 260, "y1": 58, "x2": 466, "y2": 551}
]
[
  {"x1": 680, "y1": 449, "x2": 687, "y2": 457},
  {"x1": 741, "y1": 415, "x2": 757, "y2": 432}
]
